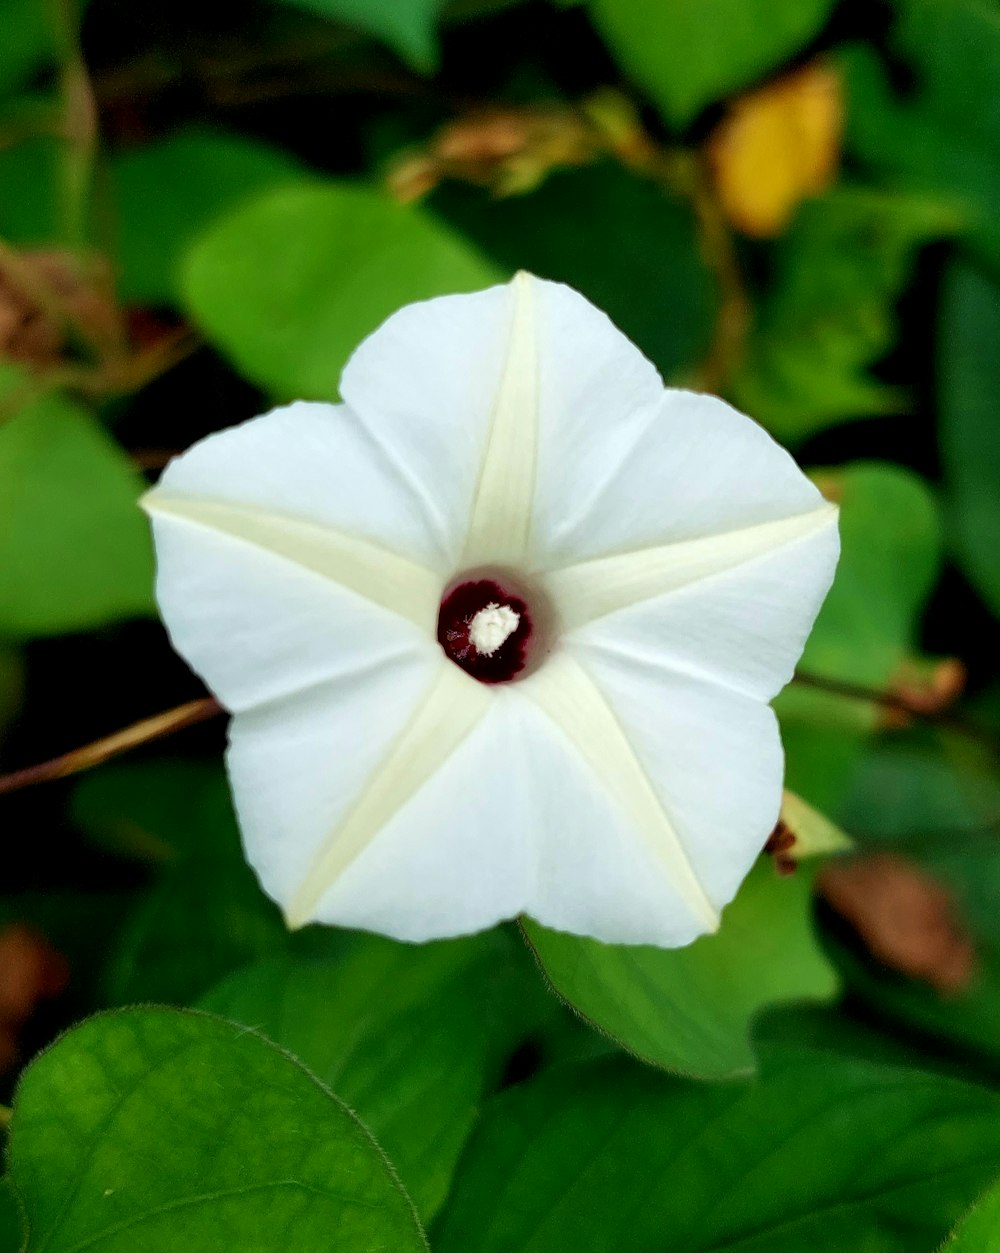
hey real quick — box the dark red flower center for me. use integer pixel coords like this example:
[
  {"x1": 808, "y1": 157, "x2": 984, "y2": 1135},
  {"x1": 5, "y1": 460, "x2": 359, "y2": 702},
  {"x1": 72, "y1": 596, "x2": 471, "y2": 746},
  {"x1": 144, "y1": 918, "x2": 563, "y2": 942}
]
[{"x1": 437, "y1": 578, "x2": 533, "y2": 683}]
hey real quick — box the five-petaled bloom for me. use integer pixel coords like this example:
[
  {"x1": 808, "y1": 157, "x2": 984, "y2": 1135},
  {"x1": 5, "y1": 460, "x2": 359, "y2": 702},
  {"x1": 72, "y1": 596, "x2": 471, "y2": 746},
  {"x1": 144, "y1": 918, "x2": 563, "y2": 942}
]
[{"x1": 143, "y1": 274, "x2": 838, "y2": 948}]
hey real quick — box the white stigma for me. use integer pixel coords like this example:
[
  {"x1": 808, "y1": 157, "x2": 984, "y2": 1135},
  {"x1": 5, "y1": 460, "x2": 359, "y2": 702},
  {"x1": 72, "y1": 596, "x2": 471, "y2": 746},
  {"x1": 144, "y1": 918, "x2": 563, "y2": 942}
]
[{"x1": 468, "y1": 602, "x2": 520, "y2": 657}]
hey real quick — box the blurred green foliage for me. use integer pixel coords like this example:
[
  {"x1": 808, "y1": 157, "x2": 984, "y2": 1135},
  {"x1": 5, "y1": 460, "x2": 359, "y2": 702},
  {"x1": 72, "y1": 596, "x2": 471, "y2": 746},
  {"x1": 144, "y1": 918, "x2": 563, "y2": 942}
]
[{"x1": 1, "y1": 0, "x2": 999, "y2": 1249}]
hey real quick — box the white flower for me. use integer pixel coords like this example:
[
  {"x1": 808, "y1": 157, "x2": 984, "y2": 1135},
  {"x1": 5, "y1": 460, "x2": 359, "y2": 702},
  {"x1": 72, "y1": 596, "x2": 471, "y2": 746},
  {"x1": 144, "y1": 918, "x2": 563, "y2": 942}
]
[{"x1": 143, "y1": 273, "x2": 838, "y2": 948}]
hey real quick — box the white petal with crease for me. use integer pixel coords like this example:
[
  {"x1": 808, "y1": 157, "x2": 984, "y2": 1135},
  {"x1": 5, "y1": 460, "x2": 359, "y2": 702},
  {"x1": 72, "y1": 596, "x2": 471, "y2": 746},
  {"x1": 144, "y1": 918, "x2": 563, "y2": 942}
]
[
  {"x1": 312, "y1": 690, "x2": 711, "y2": 945},
  {"x1": 147, "y1": 515, "x2": 433, "y2": 712},
  {"x1": 535, "y1": 378, "x2": 830, "y2": 568},
  {"x1": 340, "y1": 283, "x2": 517, "y2": 566},
  {"x1": 228, "y1": 649, "x2": 442, "y2": 913},
  {"x1": 566, "y1": 516, "x2": 840, "y2": 702},
  {"x1": 461, "y1": 272, "x2": 539, "y2": 568},
  {"x1": 568, "y1": 641, "x2": 785, "y2": 911},
  {"x1": 549, "y1": 505, "x2": 837, "y2": 633},
  {"x1": 285, "y1": 662, "x2": 492, "y2": 928},
  {"x1": 149, "y1": 400, "x2": 455, "y2": 573}
]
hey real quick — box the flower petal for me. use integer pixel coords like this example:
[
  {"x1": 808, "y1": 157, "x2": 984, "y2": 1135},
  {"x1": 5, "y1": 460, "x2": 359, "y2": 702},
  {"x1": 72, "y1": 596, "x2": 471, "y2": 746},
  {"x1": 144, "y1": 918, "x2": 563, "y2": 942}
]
[
  {"x1": 307, "y1": 689, "x2": 714, "y2": 946},
  {"x1": 281, "y1": 662, "x2": 491, "y2": 928},
  {"x1": 528, "y1": 292, "x2": 829, "y2": 565},
  {"x1": 563, "y1": 512, "x2": 839, "y2": 702},
  {"x1": 526, "y1": 279, "x2": 666, "y2": 566},
  {"x1": 147, "y1": 493, "x2": 441, "y2": 630},
  {"x1": 146, "y1": 400, "x2": 453, "y2": 574},
  {"x1": 461, "y1": 272, "x2": 539, "y2": 568},
  {"x1": 565, "y1": 642, "x2": 786, "y2": 912},
  {"x1": 228, "y1": 653, "x2": 474, "y2": 923},
  {"x1": 339, "y1": 281, "x2": 523, "y2": 568},
  {"x1": 146, "y1": 510, "x2": 433, "y2": 713},
  {"x1": 520, "y1": 652, "x2": 719, "y2": 933}
]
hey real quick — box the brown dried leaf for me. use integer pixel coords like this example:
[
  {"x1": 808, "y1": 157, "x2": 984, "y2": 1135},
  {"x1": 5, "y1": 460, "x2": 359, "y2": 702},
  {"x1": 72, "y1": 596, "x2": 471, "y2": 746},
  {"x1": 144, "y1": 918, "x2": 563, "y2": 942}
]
[
  {"x1": 387, "y1": 105, "x2": 603, "y2": 201},
  {"x1": 707, "y1": 60, "x2": 842, "y2": 238},
  {"x1": 0, "y1": 247, "x2": 124, "y2": 370},
  {"x1": 819, "y1": 853, "x2": 975, "y2": 994},
  {"x1": 0, "y1": 923, "x2": 69, "y2": 1073}
]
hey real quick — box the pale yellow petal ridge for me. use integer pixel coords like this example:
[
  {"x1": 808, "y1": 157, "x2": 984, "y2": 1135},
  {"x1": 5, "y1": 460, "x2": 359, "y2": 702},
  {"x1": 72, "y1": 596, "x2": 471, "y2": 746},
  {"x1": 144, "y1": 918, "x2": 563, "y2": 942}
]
[
  {"x1": 143, "y1": 492, "x2": 442, "y2": 629},
  {"x1": 461, "y1": 271, "x2": 539, "y2": 568},
  {"x1": 521, "y1": 651, "x2": 720, "y2": 932},
  {"x1": 284, "y1": 662, "x2": 492, "y2": 928},
  {"x1": 548, "y1": 504, "x2": 837, "y2": 633}
]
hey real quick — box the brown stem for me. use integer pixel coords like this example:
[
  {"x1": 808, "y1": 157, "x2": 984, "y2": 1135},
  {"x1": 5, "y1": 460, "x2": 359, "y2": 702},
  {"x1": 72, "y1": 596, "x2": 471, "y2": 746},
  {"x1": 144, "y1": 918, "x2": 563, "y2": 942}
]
[
  {"x1": 0, "y1": 697, "x2": 223, "y2": 797},
  {"x1": 793, "y1": 669, "x2": 925, "y2": 713},
  {"x1": 792, "y1": 670, "x2": 998, "y2": 750}
]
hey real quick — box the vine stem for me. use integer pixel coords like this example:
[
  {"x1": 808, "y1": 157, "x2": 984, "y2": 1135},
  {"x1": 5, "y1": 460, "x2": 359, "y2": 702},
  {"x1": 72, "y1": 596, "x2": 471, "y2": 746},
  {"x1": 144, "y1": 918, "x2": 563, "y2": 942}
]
[
  {"x1": 48, "y1": 0, "x2": 98, "y2": 250},
  {"x1": 792, "y1": 670, "x2": 998, "y2": 750},
  {"x1": 0, "y1": 698, "x2": 223, "y2": 797}
]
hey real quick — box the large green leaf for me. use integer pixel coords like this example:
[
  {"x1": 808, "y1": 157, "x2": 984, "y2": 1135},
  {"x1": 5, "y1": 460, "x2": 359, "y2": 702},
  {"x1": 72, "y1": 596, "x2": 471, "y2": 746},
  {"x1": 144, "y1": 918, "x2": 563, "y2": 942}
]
[
  {"x1": 271, "y1": 0, "x2": 447, "y2": 72},
  {"x1": 939, "y1": 259, "x2": 1000, "y2": 616},
  {"x1": 797, "y1": 465, "x2": 941, "y2": 688},
  {"x1": 948, "y1": 1175, "x2": 1000, "y2": 1251},
  {"x1": 590, "y1": 0, "x2": 837, "y2": 128},
  {"x1": 732, "y1": 189, "x2": 959, "y2": 442},
  {"x1": 777, "y1": 462, "x2": 942, "y2": 814},
  {"x1": 432, "y1": 162, "x2": 716, "y2": 383},
  {"x1": 0, "y1": 0, "x2": 54, "y2": 96},
  {"x1": 843, "y1": 0, "x2": 1000, "y2": 277},
  {"x1": 7, "y1": 1008, "x2": 427, "y2": 1252},
  {"x1": 0, "y1": 372, "x2": 154, "y2": 637},
  {"x1": 73, "y1": 762, "x2": 288, "y2": 1006},
  {"x1": 0, "y1": 1179, "x2": 22, "y2": 1252},
  {"x1": 522, "y1": 859, "x2": 837, "y2": 1079},
  {"x1": 182, "y1": 182, "x2": 503, "y2": 400},
  {"x1": 111, "y1": 129, "x2": 310, "y2": 305},
  {"x1": 838, "y1": 726, "x2": 1000, "y2": 845},
  {"x1": 201, "y1": 927, "x2": 551, "y2": 1221},
  {"x1": 433, "y1": 1048, "x2": 1000, "y2": 1253},
  {"x1": 0, "y1": 137, "x2": 63, "y2": 245}
]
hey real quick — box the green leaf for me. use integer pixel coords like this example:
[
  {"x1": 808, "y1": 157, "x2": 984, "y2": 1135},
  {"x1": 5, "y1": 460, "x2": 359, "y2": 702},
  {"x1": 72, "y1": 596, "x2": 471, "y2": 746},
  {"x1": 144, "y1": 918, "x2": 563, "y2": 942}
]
[
  {"x1": 272, "y1": 0, "x2": 446, "y2": 72},
  {"x1": 433, "y1": 1048, "x2": 1000, "y2": 1253},
  {"x1": 7, "y1": 1007, "x2": 427, "y2": 1252},
  {"x1": 843, "y1": 0, "x2": 1000, "y2": 278},
  {"x1": 838, "y1": 727, "x2": 1000, "y2": 844},
  {"x1": 800, "y1": 465, "x2": 941, "y2": 687},
  {"x1": 732, "y1": 188, "x2": 959, "y2": 442},
  {"x1": 0, "y1": 0, "x2": 55, "y2": 97},
  {"x1": 183, "y1": 182, "x2": 503, "y2": 400},
  {"x1": 590, "y1": 0, "x2": 837, "y2": 128},
  {"x1": 939, "y1": 259, "x2": 1000, "y2": 616},
  {"x1": 948, "y1": 1175, "x2": 1000, "y2": 1251},
  {"x1": 777, "y1": 462, "x2": 942, "y2": 813},
  {"x1": 111, "y1": 128, "x2": 310, "y2": 305},
  {"x1": 432, "y1": 162, "x2": 716, "y2": 382},
  {"x1": 201, "y1": 927, "x2": 552, "y2": 1222},
  {"x1": 522, "y1": 859, "x2": 837, "y2": 1079},
  {"x1": 0, "y1": 137, "x2": 63, "y2": 245},
  {"x1": 73, "y1": 759, "x2": 237, "y2": 862},
  {"x1": 73, "y1": 763, "x2": 288, "y2": 1005},
  {"x1": 0, "y1": 1178, "x2": 23, "y2": 1253},
  {"x1": 0, "y1": 372, "x2": 154, "y2": 637}
]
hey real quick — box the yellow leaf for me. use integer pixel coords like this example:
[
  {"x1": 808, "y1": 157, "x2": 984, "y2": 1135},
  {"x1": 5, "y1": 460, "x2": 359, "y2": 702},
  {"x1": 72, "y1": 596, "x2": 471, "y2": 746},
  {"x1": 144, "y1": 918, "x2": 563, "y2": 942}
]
[{"x1": 707, "y1": 61, "x2": 843, "y2": 238}]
